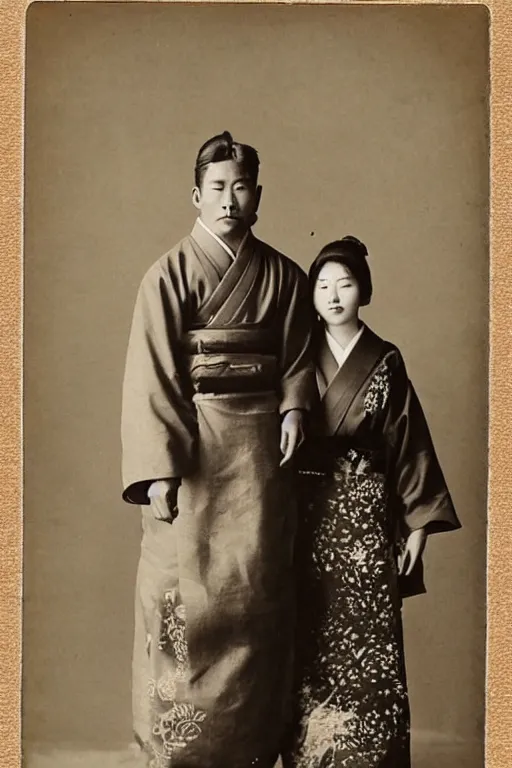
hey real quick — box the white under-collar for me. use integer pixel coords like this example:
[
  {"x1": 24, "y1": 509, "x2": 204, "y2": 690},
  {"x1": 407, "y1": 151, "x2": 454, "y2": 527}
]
[
  {"x1": 197, "y1": 217, "x2": 248, "y2": 262},
  {"x1": 325, "y1": 324, "x2": 365, "y2": 369}
]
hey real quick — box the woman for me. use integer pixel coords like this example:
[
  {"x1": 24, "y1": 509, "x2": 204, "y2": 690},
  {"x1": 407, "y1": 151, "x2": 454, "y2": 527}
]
[{"x1": 282, "y1": 237, "x2": 461, "y2": 768}]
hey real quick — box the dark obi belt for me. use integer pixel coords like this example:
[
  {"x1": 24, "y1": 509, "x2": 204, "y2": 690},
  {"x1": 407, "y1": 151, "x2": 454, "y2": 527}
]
[
  {"x1": 183, "y1": 327, "x2": 279, "y2": 395},
  {"x1": 296, "y1": 436, "x2": 387, "y2": 477}
]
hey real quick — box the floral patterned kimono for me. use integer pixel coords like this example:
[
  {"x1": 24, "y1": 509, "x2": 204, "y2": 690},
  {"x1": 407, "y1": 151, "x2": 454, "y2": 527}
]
[{"x1": 282, "y1": 323, "x2": 461, "y2": 768}]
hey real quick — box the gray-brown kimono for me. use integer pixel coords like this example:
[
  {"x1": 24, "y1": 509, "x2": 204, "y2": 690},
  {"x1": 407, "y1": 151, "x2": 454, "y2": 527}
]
[{"x1": 121, "y1": 220, "x2": 315, "y2": 768}]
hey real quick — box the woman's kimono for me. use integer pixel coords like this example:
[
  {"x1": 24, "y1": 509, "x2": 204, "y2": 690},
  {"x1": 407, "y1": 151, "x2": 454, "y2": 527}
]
[
  {"x1": 121, "y1": 220, "x2": 315, "y2": 768},
  {"x1": 282, "y1": 324, "x2": 461, "y2": 768}
]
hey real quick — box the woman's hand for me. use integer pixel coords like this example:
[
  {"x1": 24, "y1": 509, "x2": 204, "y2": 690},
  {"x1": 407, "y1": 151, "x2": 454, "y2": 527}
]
[
  {"x1": 398, "y1": 527, "x2": 427, "y2": 576},
  {"x1": 147, "y1": 478, "x2": 181, "y2": 523},
  {"x1": 280, "y1": 409, "x2": 305, "y2": 466}
]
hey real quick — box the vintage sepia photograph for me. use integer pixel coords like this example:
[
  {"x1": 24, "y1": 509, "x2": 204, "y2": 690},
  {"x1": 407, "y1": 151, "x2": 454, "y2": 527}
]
[{"x1": 22, "y1": 4, "x2": 488, "y2": 768}]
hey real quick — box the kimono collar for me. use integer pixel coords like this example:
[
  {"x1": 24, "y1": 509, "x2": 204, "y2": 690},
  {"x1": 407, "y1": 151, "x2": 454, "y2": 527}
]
[
  {"x1": 325, "y1": 323, "x2": 365, "y2": 370},
  {"x1": 193, "y1": 217, "x2": 250, "y2": 264}
]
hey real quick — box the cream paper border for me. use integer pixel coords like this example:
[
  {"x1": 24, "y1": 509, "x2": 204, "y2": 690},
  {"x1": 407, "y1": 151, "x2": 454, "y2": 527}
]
[{"x1": 0, "y1": 1, "x2": 506, "y2": 766}]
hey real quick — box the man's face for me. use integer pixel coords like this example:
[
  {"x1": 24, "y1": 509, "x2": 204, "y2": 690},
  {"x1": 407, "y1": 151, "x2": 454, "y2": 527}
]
[{"x1": 192, "y1": 159, "x2": 261, "y2": 242}]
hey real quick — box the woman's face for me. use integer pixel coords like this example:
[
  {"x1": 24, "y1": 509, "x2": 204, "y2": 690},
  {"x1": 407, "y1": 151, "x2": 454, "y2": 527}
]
[{"x1": 313, "y1": 261, "x2": 361, "y2": 327}]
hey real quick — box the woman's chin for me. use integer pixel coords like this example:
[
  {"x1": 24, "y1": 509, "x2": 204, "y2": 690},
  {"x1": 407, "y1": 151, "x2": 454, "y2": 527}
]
[{"x1": 324, "y1": 315, "x2": 349, "y2": 327}]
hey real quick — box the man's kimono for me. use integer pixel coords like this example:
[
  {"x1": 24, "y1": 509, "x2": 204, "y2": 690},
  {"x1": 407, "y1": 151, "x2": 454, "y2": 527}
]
[{"x1": 121, "y1": 219, "x2": 315, "y2": 768}]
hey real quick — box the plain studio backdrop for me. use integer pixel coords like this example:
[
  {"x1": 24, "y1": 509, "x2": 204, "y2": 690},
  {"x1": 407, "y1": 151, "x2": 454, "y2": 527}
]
[{"x1": 23, "y1": 4, "x2": 488, "y2": 767}]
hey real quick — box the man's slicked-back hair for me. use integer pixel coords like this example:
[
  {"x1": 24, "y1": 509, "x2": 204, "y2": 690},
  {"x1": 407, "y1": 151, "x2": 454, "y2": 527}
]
[{"x1": 194, "y1": 131, "x2": 260, "y2": 188}]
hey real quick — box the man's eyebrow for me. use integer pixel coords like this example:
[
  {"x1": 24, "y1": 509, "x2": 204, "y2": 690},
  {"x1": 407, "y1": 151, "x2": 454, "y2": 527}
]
[{"x1": 209, "y1": 175, "x2": 251, "y2": 184}]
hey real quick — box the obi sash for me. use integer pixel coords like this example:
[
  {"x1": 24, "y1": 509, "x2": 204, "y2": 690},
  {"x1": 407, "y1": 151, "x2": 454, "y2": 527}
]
[{"x1": 183, "y1": 327, "x2": 279, "y2": 395}]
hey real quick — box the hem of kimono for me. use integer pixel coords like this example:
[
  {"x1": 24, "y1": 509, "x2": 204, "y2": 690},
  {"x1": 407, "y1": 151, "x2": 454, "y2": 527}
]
[
  {"x1": 404, "y1": 498, "x2": 461, "y2": 535},
  {"x1": 131, "y1": 732, "x2": 151, "y2": 766},
  {"x1": 279, "y1": 395, "x2": 313, "y2": 415},
  {"x1": 401, "y1": 585, "x2": 428, "y2": 599},
  {"x1": 406, "y1": 514, "x2": 462, "y2": 536}
]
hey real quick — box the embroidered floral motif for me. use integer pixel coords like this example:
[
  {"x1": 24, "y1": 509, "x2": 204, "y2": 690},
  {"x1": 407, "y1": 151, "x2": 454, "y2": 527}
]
[
  {"x1": 153, "y1": 702, "x2": 207, "y2": 752},
  {"x1": 364, "y1": 359, "x2": 391, "y2": 415},
  {"x1": 159, "y1": 590, "x2": 188, "y2": 665},
  {"x1": 146, "y1": 588, "x2": 207, "y2": 765},
  {"x1": 295, "y1": 689, "x2": 354, "y2": 768},
  {"x1": 344, "y1": 448, "x2": 377, "y2": 477},
  {"x1": 156, "y1": 672, "x2": 177, "y2": 703}
]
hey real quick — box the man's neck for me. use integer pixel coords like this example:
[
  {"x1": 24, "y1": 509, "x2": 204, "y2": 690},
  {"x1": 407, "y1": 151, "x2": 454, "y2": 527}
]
[
  {"x1": 221, "y1": 231, "x2": 246, "y2": 253},
  {"x1": 198, "y1": 218, "x2": 249, "y2": 257}
]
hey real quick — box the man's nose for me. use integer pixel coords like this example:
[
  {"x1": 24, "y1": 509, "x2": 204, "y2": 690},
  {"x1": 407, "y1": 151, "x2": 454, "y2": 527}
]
[{"x1": 222, "y1": 189, "x2": 236, "y2": 211}]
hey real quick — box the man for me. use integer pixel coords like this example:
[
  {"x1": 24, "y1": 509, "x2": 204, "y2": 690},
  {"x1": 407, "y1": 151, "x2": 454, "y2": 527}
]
[{"x1": 121, "y1": 131, "x2": 315, "y2": 768}]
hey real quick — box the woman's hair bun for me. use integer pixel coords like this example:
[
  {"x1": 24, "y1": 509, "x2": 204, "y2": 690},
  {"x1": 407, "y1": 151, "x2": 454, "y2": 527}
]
[{"x1": 339, "y1": 235, "x2": 368, "y2": 259}]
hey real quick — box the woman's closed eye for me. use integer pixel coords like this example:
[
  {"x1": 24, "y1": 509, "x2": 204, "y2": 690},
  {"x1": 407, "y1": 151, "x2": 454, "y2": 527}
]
[{"x1": 318, "y1": 280, "x2": 352, "y2": 290}]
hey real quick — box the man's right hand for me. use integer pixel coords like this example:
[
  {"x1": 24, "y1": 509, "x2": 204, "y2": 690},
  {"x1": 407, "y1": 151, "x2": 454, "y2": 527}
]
[{"x1": 147, "y1": 478, "x2": 181, "y2": 523}]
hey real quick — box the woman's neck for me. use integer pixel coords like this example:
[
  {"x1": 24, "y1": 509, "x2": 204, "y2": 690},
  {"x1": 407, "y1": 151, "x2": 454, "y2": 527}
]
[{"x1": 326, "y1": 318, "x2": 362, "y2": 349}]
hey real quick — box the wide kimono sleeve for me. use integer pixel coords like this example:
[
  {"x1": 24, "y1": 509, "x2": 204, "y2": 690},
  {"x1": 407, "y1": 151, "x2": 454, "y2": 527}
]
[
  {"x1": 379, "y1": 348, "x2": 461, "y2": 536},
  {"x1": 121, "y1": 255, "x2": 198, "y2": 505},
  {"x1": 277, "y1": 263, "x2": 316, "y2": 415}
]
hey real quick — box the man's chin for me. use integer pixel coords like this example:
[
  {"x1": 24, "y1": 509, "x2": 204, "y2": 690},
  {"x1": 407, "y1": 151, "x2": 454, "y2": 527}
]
[{"x1": 215, "y1": 219, "x2": 247, "y2": 236}]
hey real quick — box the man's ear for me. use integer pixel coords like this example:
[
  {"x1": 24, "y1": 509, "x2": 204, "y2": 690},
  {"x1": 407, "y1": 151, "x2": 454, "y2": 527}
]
[{"x1": 192, "y1": 187, "x2": 201, "y2": 210}]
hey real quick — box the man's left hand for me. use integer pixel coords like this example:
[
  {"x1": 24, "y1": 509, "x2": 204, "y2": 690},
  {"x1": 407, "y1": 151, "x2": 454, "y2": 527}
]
[{"x1": 280, "y1": 409, "x2": 305, "y2": 467}]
